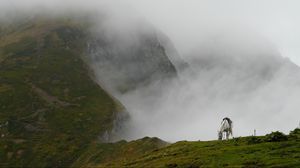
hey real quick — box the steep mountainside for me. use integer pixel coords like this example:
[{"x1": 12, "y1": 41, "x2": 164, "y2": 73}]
[
  {"x1": 0, "y1": 18, "x2": 125, "y2": 167},
  {"x1": 87, "y1": 23, "x2": 177, "y2": 94},
  {"x1": 0, "y1": 15, "x2": 178, "y2": 167}
]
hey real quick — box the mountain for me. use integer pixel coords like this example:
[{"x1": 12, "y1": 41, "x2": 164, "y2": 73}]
[
  {"x1": 0, "y1": 14, "x2": 178, "y2": 167},
  {"x1": 0, "y1": 17, "x2": 123, "y2": 167}
]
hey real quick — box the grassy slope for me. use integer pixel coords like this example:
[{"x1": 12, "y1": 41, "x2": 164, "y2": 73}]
[
  {"x1": 72, "y1": 137, "x2": 168, "y2": 167},
  {"x1": 0, "y1": 18, "x2": 123, "y2": 167},
  {"x1": 92, "y1": 130, "x2": 300, "y2": 168}
]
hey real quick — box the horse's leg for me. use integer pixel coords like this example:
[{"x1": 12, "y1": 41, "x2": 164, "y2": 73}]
[
  {"x1": 220, "y1": 132, "x2": 223, "y2": 140},
  {"x1": 226, "y1": 132, "x2": 229, "y2": 140}
]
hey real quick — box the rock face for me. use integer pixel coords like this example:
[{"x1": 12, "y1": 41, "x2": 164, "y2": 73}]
[
  {"x1": 86, "y1": 25, "x2": 177, "y2": 94},
  {"x1": 157, "y1": 32, "x2": 189, "y2": 72}
]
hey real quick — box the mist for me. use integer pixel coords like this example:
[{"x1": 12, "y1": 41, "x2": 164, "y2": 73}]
[
  {"x1": 2, "y1": 0, "x2": 300, "y2": 142},
  {"x1": 119, "y1": 30, "x2": 300, "y2": 141},
  {"x1": 114, "y1": 0, "x2": 300, "y2": 141}
]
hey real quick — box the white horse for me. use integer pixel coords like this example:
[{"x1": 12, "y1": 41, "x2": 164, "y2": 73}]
[{"x1": 218, "y1": 117, "x2": 233, "y2": 140}]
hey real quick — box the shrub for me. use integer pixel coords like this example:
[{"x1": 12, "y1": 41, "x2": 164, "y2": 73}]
[
  {"x1": 232, "y1": 137, "x2": 241, "y2": 146},
  {"x1": 246, "y1": 136, "x2": 262, "y2": 144},
  {"x1": 289, "y1": 128, "x2": 300, "y2": 140},
  {"x1": 166, "y1": 163, "x2": 178, "y2": 168},
  {"x1": 264, "y1": 131, "x2": 288, "y2": 142}
]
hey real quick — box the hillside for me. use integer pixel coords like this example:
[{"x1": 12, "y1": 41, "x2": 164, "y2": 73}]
[
  {"x1": 0, "y1": 13, "x2": 179, "y2": 167},
  {"x1": 0, "y1": 17, "x2": 126, "y2": 167},
  {"x1": 90, "y1": 129, "x2": 300, "y2": 167},
  {"x1": 72, "y1": 137, "x2": 168, "y2": 167}
]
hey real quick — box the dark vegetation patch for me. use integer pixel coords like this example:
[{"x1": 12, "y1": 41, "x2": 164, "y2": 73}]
[
  {"x1": 289, "y1": 128, "x2": 300, "y2": 140},
  {"x1": 264, "y1": 131, "x2": 288, "y2": 142}
]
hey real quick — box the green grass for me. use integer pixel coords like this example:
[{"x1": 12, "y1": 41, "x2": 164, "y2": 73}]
[{"x1": 89, "y1": 130, "x2": 300, "y2": 168}]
